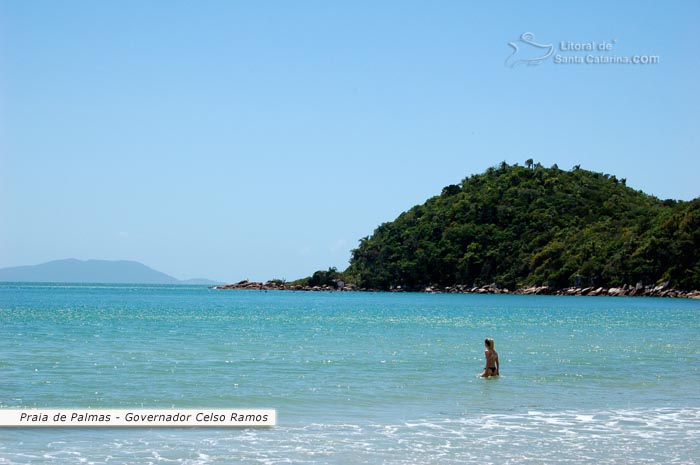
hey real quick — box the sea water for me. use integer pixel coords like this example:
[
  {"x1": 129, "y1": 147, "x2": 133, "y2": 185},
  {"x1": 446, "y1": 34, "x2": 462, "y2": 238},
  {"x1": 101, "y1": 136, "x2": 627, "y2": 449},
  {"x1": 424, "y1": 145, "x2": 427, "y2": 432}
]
[{"x1": 0, "y1": 283, "x2": 698, "y2": 464}]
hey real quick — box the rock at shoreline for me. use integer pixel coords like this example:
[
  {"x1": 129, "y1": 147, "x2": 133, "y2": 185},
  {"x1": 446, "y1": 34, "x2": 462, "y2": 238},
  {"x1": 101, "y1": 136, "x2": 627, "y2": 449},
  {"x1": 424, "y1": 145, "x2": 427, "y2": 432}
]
[
  {"x1": 212, "y1": 279, "x2": 353, "y2": 292},
  {"x1": 211, "y1": 280, "x2": 700, "y2": 299}
]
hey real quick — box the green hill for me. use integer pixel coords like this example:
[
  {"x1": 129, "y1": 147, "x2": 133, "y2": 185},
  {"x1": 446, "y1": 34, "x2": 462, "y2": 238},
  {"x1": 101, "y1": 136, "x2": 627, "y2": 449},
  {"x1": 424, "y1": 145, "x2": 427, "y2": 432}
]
[{"x1": 345, "y1": 162, "x2": 700, "y2": 291}]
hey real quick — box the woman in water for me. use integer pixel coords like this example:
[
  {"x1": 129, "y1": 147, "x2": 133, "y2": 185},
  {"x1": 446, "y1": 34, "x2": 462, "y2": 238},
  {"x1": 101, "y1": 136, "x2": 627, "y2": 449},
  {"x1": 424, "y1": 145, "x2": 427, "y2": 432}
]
[{"x1": 481, "y1": 338, "x2": 499, "y2": 378}]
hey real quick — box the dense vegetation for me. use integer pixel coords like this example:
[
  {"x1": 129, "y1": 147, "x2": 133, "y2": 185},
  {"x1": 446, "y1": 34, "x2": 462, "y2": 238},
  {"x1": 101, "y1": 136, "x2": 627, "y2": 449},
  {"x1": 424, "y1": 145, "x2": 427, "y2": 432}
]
[
  {"x1": 289, "y1": 267, "x2": 344, "y2": 288},
  {"x1": 343, "y1": 162, "x2": 700, "y2": 290}
]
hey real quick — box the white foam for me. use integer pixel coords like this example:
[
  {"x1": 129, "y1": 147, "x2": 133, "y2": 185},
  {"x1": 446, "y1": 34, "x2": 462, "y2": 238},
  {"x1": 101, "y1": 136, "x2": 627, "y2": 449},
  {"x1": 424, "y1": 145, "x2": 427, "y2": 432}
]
[{"x1": 1, "y1": 408, "x2": 698, "y2": 464}]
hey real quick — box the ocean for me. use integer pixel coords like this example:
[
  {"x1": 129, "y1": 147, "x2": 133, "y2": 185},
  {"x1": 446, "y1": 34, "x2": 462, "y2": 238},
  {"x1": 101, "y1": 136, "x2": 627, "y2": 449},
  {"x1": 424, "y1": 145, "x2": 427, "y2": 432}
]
[{"x1": 1, "y1": 283, "x2": 698, "y2": 464}]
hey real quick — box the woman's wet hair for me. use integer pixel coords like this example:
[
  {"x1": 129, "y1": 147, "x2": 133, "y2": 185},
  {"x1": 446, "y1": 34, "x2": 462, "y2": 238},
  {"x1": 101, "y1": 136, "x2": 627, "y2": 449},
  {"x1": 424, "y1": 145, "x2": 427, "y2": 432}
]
[{"x1": 485, "y1": 338, "x2": 494, "y2": 348}]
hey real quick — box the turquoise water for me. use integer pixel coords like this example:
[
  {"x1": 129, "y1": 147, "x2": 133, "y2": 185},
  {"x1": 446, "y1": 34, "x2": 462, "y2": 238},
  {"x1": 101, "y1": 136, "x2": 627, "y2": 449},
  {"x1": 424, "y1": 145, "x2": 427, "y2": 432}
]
[{"x1": 1, "y1": 283, "x2": 699, "y2": 464}]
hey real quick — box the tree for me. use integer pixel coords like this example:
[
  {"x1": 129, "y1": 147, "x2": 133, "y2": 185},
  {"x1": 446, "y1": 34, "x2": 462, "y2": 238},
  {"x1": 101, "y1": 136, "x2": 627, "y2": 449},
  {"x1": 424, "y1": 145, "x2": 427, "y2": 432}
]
[
  {"x1": 307, "y1": 267, "x2": 340, "y2": 287},
  {"x1": 345, "y1": 164, "x2": 696, "y2": 290}
]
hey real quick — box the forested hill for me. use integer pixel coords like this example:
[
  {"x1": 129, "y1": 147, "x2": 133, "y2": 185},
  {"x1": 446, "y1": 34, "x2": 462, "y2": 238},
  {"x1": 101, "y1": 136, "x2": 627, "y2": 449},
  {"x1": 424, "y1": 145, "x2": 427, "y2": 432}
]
[{"x1": 346, "y1": 162, "x2": 700, "y2": 291}]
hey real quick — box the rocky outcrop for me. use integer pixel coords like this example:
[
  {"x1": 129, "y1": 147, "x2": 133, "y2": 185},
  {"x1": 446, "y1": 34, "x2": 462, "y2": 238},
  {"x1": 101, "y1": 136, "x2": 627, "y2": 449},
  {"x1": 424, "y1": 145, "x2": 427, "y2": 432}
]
[
  {"x1": 213, "y1": 279, "x2": 700, "y2": 298},
  {"x1": 547, "y1": 281, "x2": 699, "y2": 298},
  {"x1": 395, "y1": 280, "x2": 700, "y2": 298},
  {"x1": 212, "y1": 279, "x2": 356, "y2": 292}
]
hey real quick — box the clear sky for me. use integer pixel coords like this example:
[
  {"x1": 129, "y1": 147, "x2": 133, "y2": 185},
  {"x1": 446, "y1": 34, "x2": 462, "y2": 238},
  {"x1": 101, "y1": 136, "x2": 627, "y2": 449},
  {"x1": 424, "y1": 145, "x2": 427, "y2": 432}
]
[{"x1": 1, "y1": 1, "x2": 698, "y2": 282}]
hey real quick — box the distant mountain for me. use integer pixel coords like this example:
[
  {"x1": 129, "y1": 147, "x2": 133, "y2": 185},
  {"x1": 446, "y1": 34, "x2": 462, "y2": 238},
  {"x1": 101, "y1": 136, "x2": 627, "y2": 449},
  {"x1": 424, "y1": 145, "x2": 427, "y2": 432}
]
[{"x1": 0, "y1": 259, "x2": 222, "y2": 285}]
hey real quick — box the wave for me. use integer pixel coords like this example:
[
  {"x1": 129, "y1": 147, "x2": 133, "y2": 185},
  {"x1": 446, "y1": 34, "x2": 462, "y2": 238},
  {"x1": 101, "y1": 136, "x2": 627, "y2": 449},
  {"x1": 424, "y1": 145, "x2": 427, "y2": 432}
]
[{"x1": 1, "y1": 407, "x2": 698, "y2": 464}]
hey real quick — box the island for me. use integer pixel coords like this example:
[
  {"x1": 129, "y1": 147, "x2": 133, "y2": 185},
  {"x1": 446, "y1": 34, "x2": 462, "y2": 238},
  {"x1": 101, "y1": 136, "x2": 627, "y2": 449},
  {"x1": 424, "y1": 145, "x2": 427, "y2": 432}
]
[{"x1": 215, "y1": 162, "x2": 700, "y2": 298}]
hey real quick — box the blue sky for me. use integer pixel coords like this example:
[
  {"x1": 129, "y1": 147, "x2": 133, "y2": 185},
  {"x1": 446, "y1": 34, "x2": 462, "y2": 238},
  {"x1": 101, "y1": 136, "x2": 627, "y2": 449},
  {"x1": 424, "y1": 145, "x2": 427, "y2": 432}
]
[{"x1": 1, "y1": 1, "x2": 698, "y2": 282}]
